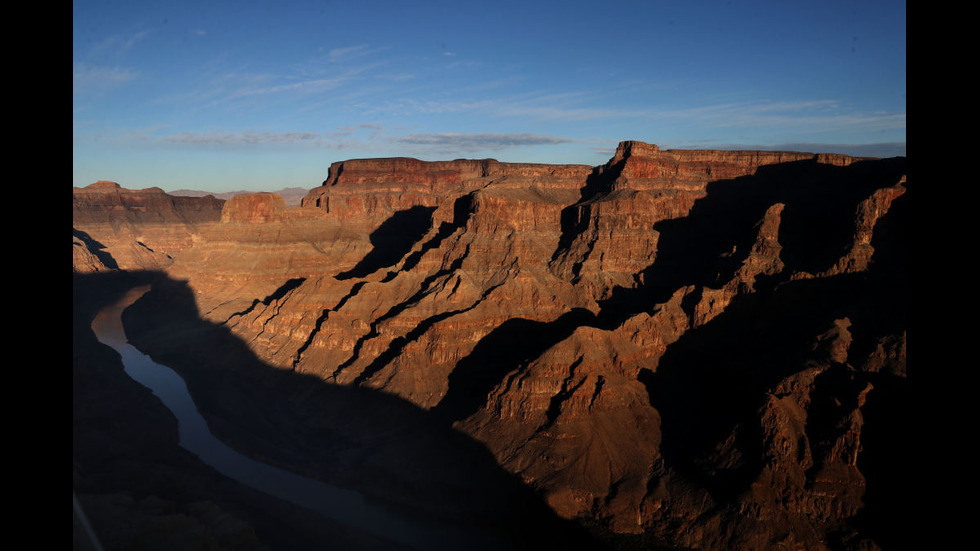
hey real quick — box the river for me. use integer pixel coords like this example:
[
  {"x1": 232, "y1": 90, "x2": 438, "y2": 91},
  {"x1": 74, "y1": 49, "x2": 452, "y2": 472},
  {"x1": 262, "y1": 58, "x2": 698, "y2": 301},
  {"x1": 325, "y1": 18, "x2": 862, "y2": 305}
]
[{"x1": 91, "y1": 285, "x2": 500, "y2": 551}]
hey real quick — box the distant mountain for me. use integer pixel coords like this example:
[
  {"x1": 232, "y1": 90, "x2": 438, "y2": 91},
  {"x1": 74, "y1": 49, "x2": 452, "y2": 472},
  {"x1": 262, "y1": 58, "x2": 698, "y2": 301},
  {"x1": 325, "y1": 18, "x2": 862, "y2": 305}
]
[{"x1": 170, "y1": 186, "x2": 310, "y2": 206}]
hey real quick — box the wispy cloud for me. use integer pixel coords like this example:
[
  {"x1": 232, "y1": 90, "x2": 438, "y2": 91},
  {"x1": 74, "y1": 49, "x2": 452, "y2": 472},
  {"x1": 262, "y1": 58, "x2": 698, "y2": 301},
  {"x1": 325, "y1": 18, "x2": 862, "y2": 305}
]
[
  {"x1": 357, "y1": 98, "x2": 499, "y2": 116},
  {"x1": 357, "y1": 89, "x2": 646, "y2": 122},
  {"x1": 366, "y1": 88, "x2": 904, "y2": 140},
  {"x1": 105, "y1": 126, "x2": 575, "y2": 156},
  {"x1": 654, "y1": 100, "x2": 906, "y2": 135},
  {"x1": 88, "y1": 31, "x2": 149, "y2": 58},
  {"x1": 160, "y1": 131, "x2": 323, "y2": 146},
  {"x1": 328, "y1": 44, "x2": 370, "y2": 62},
  {"x1": 171, "y1": 61, "x2": 385, "y2": 113},
  {"x1": 395, "y1": 132, "x2": 574, "y2": 152},
  {"x1": 73, "y1": 62, "x2": 139, "y2": 94},
  {"x1": 695, "y1": 142, "x2": 907, "y2": 158},
  {"x1": 227, "y1": 77, "x2": 350, "y2": 99},
  {"x1": 497, "y1": 103, "x2": 647, "y2": 122}
]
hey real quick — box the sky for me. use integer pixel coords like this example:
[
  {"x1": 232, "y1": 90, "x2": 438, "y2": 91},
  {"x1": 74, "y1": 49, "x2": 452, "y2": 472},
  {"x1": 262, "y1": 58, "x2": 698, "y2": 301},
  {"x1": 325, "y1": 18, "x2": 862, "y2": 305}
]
[{"x1": 73, "y1": 0, "x2": 906, "y2": 193}]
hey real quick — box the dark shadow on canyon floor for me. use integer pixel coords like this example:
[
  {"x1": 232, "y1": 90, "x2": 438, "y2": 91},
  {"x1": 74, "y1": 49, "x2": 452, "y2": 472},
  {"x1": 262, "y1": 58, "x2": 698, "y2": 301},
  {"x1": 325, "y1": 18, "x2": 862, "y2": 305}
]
[
  {"x1": 75, "y1": 271, "x2": 414, "y2": 551},
  {"x1": 74, "y1": 270, "x2": 602, "y2": 551}
]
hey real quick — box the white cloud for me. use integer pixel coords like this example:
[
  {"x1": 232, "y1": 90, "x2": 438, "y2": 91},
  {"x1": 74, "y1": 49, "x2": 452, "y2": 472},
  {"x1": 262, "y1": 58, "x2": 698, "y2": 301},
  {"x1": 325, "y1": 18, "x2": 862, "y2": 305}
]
[
  {"x1": 654, "y1": 100, "x2": 906, "y2": 135},
  {"x1": 696, "y1": 142, "x2": 907, "y2": 158},
  {"x1": 395, "y1": 132, "x2": 574, "y2": 151},
  {"x1": 88, "y1": 31, "x2": 149, "y2": 58},
  {"x1": 329, "y1": 45, "x2": 370, "y2": 62},
  {"x1": 73, "y1": 63, "x2": 139, "y2": 94},
  {"x1": 160, "y1": 131, "x2": 322, "y2": 146}
]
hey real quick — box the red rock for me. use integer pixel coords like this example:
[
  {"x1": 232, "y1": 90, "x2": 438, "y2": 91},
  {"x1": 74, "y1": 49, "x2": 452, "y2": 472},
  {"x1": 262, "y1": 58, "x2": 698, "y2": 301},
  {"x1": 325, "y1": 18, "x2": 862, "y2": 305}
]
[
  {"x1": 220, "y1": 192, "x2": 286, "y2": 223},
  {"x1": 72, "y1": 181, "x2": 225, "y2": 271},
  {"x1": 75, "y1": 142, "x2": 908, "y2": 551}
]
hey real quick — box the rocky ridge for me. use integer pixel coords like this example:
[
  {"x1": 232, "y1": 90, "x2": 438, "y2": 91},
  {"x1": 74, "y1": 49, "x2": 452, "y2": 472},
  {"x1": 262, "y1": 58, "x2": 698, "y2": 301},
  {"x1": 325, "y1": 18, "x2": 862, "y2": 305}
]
[
  {"x1": 73, "y1": 181, "x2": 225, "y2": 272},
  {"x1": 74, "y1": 141, "x2": 907, "y2": 550},
  {"x1": 172, "y1": 186, "x2": 310, "y2": 207}
]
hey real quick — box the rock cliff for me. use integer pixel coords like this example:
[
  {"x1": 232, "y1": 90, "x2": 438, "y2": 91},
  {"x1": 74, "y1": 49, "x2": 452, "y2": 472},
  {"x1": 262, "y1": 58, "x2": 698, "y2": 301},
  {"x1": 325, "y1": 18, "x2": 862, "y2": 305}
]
[
  {"x1": 73, "y1": 181, "x2": 225, "y2": 272},
  {"x1": 74, "y1": 142, "x2": 907, "y2": 551}
]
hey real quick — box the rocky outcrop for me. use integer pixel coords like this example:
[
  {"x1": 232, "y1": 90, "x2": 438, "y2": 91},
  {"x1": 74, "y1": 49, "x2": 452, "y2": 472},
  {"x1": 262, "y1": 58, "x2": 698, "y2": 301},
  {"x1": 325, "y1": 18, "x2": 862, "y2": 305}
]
[
  {"x1": 72, "y1": 181, "x2": 225, "y2": 272},
  {"x1": 302, "y1": 158, "x2": 591, "y2": 230},
  {"x1": 221, "y1": 192, "x2": 288, "y2": 223},
  {"x1": 78, "y1": 142, "x2": 907, "y2": 551},
  {"x1": 172, "y1": 186, "x2": 310, "y2": 207}
]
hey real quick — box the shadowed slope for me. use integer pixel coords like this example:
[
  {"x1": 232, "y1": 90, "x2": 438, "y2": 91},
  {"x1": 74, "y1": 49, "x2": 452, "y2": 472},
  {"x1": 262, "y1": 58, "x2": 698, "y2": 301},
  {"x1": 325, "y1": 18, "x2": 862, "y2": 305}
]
[
  {"x1": 113, "y1": 273, "x2": 603, "y2": 551},
  {"x1": 431, "y1": 154, "x2": 905, "y2": 549},
  {"x1": 596, "y1": 156, "x2": 907, "y2": 321},
  {"x1": 73, "y1": 228, "x2": 120, "y2": 270},
  {"x1": 432, "y1": 308, "x2": 597, "y2": 423},
  {"x1": 73, "y1": 271, "x2": 409, "y2": 551}
]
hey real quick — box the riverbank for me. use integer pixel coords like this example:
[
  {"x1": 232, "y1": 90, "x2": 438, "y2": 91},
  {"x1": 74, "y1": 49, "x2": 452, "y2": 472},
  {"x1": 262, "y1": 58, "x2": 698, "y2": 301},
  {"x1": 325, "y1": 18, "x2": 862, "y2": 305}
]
[
  {"x1": 115, "y1": 273, "x2": 604, "y2": 550},
  {"x1": 75, "y1": 271, "x2": 608, "y2": 550},
  {"x1": 73, "y1": 271, "x2": 413, "y2": 551}
]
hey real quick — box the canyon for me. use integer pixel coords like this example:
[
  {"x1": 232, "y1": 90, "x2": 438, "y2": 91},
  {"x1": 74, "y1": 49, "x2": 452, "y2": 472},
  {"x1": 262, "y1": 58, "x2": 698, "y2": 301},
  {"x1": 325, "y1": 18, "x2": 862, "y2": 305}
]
[{"x1": 73, "y1": 141, "x2": 907, "y2": 550}]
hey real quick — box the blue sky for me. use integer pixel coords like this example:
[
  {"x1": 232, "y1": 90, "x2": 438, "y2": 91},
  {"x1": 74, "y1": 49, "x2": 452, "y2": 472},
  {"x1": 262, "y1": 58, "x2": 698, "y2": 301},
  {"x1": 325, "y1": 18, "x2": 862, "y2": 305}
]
[{"x1": 73, "y1": 0, "x2": 906, "y2": 192}]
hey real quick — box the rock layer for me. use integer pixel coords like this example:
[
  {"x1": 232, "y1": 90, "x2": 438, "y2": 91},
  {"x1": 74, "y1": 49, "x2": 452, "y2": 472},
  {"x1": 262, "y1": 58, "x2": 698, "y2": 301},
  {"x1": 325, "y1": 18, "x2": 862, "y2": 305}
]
[
  {"x1": 73, "y1": 181, "x2": 225, "y2": 272},
  {"x1": 76, "y1": 142, "x2": 907, "y2": 551}
]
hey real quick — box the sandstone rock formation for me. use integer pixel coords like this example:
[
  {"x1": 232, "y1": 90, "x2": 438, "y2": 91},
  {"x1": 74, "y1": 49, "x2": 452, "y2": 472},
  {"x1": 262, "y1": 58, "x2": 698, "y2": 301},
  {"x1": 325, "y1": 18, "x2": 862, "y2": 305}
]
[
  {"x1": 73, "y1": 181, "x2": 225, "y2": 272},
  {"x1": 172, "y1": 186, "x2": 310, "y2": 207},
  {"x1": 74, "y1": 142, "x2": 907, "y2": 551}
]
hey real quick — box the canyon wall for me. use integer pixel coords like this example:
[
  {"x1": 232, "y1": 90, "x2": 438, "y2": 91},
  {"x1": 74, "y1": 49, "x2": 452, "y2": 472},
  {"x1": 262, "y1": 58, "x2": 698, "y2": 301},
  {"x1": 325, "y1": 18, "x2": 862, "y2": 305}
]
[
  {"x1": 76, "y1": 142, "x2": 907, "y2": 550},
  {"x1": 73, "y1": 181, "x2": 225, "y2": 272}
]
